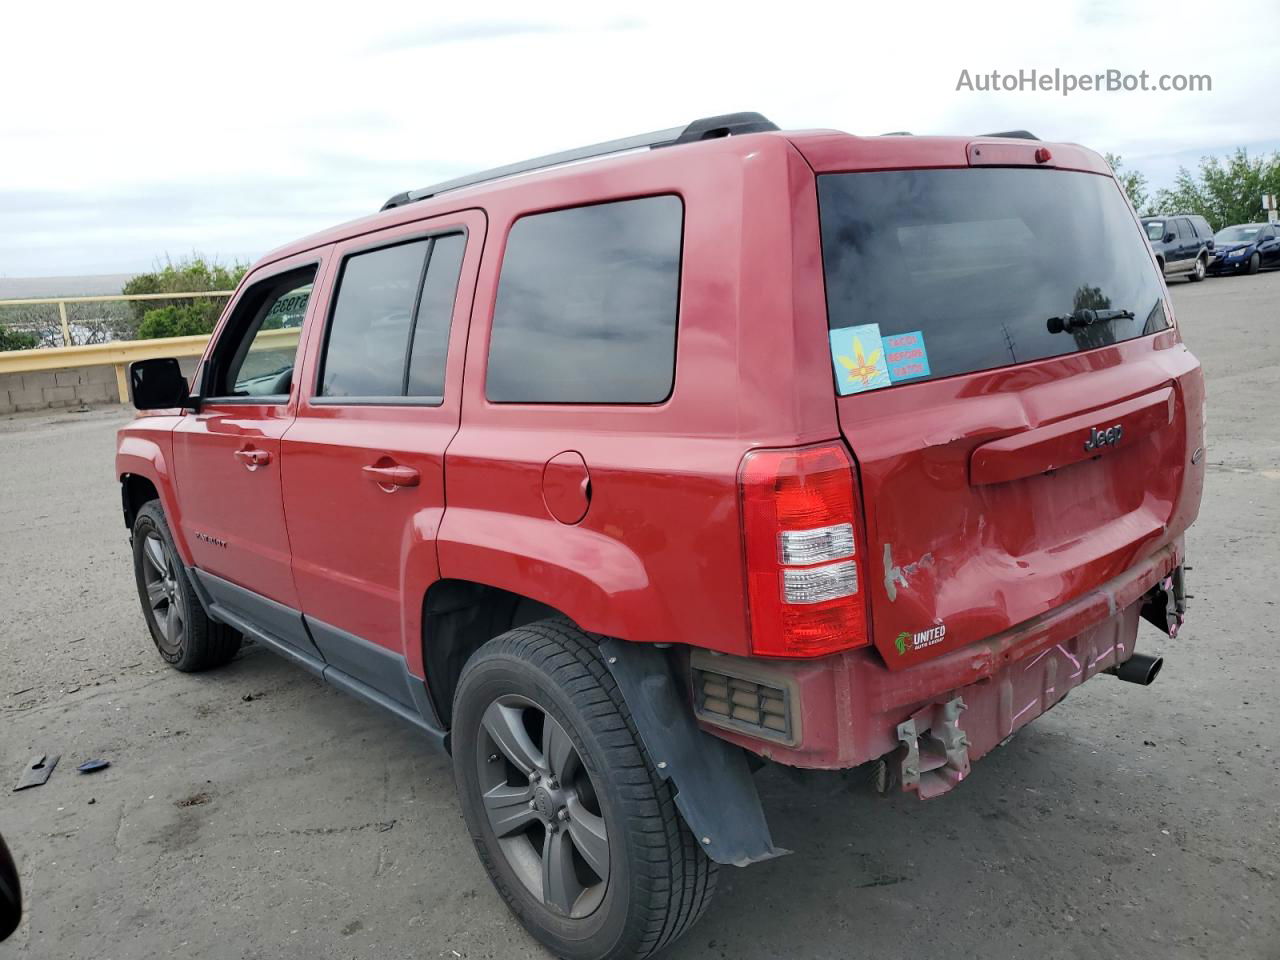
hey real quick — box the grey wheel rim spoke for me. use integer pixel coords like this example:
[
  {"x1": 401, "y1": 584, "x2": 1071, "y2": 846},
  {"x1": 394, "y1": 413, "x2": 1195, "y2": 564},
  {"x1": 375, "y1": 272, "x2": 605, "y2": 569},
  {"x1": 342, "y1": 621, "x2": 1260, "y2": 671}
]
[
  {"x1": 146, "y1": 579, "x2": 167, "y2": 610},
  {"x1": 144, "y1": 536, "x2": 167, "y2": 576},
  {"x1": 541, "y1": 827, "x2": 584, "y2": 917},
  {"x1": 483, "y1": 782, "x2": 539, "y2": 838},
  {"x1": 482, "y1": 702, "x2": 542, "y2": 776},
  {"x1": 565, "y1": 798, "x2": 609, "y2": 878},
  {"x1": 542, "y1": 715, "x2": 575, "y2": 781}
]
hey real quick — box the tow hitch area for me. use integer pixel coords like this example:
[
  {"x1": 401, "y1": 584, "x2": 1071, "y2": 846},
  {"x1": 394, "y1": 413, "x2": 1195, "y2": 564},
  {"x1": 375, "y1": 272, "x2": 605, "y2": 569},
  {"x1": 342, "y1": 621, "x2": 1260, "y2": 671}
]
[
  {"x1": 895, "y1": 697, "x2": 971, "y2": 800},
  {"x1": 1141, "y1": 564, "x2": 1188, "y2": 637}
]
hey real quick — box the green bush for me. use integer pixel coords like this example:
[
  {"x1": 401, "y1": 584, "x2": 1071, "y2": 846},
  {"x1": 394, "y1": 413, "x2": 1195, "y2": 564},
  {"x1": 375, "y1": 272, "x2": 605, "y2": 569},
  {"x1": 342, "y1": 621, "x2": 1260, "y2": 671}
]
[
  {"x1": 0, "y1": 326, "x2": 39, "y2": 351},
  {"x1": 125, "y1": 255, "x2": 247, "y2": 339},
  {"x1": 137, "y1": 301, "x2": 225, "y2": 339}
]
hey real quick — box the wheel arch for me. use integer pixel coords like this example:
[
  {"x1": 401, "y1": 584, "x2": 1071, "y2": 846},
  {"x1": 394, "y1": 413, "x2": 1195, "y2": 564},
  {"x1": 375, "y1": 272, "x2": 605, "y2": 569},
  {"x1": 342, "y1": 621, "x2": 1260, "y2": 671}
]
[
  {"x1": 117, "y1": 433, "x2": 191, "y2": 563},
  {"x1": 421, "y1": 578, "x2": 569, "y2": 730}
]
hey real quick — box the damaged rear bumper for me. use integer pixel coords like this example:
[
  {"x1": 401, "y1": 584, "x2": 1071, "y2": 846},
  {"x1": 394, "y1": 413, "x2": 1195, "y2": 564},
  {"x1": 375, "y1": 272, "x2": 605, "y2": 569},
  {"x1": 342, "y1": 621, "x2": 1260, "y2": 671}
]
[{"x1": 694, "y1": 541, "x2": 1184, "y2": 797}]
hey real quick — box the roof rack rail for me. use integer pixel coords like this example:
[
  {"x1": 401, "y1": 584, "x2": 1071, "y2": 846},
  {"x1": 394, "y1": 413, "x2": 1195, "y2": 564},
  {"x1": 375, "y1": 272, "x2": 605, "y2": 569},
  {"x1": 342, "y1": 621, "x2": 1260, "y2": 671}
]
[
  {"x1": 978, "y1": 129, "x2": 1039, "y2": 140},
  {"x1": 381, "y1": 112, "x2": 779, "y2": 212}
]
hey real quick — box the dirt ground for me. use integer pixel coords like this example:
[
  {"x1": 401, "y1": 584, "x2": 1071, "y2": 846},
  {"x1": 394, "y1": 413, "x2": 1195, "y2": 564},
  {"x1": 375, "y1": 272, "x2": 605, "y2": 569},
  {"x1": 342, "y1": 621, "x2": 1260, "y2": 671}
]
[{"x1": 1, "y1": 272, "x2": 1277, "y2": 959}]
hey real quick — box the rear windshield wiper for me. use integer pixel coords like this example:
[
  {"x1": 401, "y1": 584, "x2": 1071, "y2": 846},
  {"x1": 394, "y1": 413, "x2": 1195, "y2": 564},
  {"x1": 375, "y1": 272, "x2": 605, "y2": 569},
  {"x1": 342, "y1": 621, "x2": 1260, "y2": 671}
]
[{"x1": 1046, "y1": 308, "x2": 1134, "y2": 334}]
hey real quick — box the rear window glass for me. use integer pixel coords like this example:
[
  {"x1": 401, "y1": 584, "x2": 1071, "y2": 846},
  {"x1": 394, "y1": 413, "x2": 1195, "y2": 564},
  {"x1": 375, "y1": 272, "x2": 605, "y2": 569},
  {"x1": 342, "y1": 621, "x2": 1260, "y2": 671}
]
[
  {"x1": 819, "y1": 168, "x2": 1167, "y2": 394},
  {"x1": 486, "y1": 195, "x2": 683, "y2": 404}
]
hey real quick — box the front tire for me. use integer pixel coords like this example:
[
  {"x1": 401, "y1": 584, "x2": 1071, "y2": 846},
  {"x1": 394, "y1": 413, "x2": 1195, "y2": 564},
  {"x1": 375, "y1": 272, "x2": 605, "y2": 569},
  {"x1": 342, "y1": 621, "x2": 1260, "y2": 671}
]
[
  {"x1": 1247, "y1": 252, "x2": 1261, "y2": 275},
  {"x1": 452, "y1": 620, "x2": 716, "y2": 960},
  {"x1": 131, "y1": 502, "x2": 241, "y2": 672}
]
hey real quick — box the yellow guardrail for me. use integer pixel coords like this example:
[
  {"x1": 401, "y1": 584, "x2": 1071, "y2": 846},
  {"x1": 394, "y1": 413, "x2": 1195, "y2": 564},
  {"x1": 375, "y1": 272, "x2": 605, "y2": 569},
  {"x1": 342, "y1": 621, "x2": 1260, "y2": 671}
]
[{"x1": 0, "y1": 323, "x2": 300, "y2": 404}]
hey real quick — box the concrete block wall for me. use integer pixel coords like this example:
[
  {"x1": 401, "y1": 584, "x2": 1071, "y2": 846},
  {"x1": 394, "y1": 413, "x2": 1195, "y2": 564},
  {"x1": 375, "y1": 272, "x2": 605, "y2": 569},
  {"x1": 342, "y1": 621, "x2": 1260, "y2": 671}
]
[{"x1": 0, "y1": 364, "x2": 121, "y2": 415}]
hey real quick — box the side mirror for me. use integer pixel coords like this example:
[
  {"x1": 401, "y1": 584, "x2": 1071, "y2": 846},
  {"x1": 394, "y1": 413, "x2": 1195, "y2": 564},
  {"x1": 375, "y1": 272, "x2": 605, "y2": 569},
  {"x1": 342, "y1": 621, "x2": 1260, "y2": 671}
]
[
  {"x1": 0, "y1": 833, "x2": 20, "y2": 941},
  {"x1": 1162, "y1": 232, "x2": 1176, "y2": 244},
  {"x1": 129, "y1": 357, "x2": 193, "y2": 411}
]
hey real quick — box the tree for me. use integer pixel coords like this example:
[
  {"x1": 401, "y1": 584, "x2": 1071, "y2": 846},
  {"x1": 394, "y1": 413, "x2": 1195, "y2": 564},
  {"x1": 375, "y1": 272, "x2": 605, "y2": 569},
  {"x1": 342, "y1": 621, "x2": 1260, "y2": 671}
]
[
  {"x1": 1105, "y1": 153, "x2": 1150, "y2": 214},
  {"x1": 1152, "y1": 148, "x2": 1280, "y2": 230},
  {"x1": 127, "y1": 255, "x2": 247, "y2": 340}
]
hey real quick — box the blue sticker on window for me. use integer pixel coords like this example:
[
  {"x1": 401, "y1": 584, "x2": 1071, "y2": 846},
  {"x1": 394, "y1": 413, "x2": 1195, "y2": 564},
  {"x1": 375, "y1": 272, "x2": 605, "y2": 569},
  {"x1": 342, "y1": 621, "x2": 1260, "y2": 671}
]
[
  {"x1": 830, "y1": 324, "x2": 891, "y2": 395},
  {"x1": 882, "y1": 330, "x2": 931, "y2": 382}
]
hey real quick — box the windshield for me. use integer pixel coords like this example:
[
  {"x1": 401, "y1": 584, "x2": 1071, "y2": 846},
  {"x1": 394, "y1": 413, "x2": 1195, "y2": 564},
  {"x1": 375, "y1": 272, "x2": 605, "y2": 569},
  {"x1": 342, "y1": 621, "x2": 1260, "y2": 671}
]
[
  {"x1": 1215, "y1": 225, "x2": 1261, "y2": 243},
  {"x1": 1145, "y1": 220, "x2": 1166, "y2": 241},
  {"x1": 818, "y1": 168, "x2": 1167, "y2": 393}
]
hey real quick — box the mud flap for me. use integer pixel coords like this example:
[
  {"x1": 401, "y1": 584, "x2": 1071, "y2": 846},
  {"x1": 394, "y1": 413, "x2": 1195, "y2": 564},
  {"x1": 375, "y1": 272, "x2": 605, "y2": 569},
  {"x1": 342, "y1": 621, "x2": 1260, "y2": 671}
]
[{"x1": 600, "y1": 639, "x2": 787, "y2": 867}]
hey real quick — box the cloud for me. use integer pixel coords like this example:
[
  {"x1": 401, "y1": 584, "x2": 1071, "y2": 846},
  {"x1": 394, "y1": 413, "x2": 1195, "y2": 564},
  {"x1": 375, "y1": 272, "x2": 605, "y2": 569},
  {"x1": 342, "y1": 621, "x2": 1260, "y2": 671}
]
[
  {"x1": 2, "y1": 0, "x2": 1277, "y2": 277},
  {"x1": 367, "y1": 19, "x2": 563, "y2": 53}
]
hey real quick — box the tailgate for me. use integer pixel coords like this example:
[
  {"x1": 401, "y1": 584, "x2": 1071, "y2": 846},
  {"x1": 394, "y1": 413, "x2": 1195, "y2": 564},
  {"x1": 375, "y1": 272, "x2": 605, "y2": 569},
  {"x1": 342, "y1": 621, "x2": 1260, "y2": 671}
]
[{"x1": 814, "y1": 160, "x2": 1206, "y2": 667}]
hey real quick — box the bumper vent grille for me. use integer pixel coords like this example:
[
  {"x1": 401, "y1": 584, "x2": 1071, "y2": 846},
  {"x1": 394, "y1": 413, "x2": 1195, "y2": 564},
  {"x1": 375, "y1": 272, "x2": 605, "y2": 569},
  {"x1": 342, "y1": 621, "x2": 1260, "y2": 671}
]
[{"x1": 693, "y1": 667, "x2": 792, "y2": 742}]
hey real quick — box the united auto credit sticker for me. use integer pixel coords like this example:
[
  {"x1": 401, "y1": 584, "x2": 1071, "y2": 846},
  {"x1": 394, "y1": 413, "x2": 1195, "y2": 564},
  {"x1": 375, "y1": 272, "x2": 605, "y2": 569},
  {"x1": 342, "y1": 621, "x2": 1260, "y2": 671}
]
[{"x1": 830, "y1": 325, "x2": 932, "y2": 395}]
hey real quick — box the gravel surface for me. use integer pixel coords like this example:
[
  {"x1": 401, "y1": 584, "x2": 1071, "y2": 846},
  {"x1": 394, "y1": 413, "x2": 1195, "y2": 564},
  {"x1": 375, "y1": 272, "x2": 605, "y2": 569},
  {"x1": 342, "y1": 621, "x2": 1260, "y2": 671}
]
[{"x1": 1, "y1": 272, "x2": 1277, "y2": 959}]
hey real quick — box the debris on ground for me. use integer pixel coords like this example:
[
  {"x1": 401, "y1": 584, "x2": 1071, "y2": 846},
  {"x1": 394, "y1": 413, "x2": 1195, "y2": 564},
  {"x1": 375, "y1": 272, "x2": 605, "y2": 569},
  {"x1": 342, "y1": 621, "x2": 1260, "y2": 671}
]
[
  {"x1": 14, "y1": 753, "x2": 59, "y2": 791},
  {"x1": 77, "y1": 759, "x2": 110, "y2": 774},
  {"x1": 175, "y1": 792, "x2": 211, "y2": 807}
]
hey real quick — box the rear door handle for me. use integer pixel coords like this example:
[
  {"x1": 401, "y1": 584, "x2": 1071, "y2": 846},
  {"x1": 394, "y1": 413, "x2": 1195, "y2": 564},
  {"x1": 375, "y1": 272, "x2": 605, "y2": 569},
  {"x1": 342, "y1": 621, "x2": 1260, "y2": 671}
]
[
  {"x1": 234, "y1": 448, "x2": 272, "y2": 468},
  {"x1": 362, "y1": 463, "x2": 420, "y2": 488}
]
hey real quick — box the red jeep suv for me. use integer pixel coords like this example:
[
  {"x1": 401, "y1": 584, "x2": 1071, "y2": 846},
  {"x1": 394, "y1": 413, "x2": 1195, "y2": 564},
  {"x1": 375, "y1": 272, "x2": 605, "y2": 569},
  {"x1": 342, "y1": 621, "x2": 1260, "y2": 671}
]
[{"x1": 117, "y1": 113, "x2": 1204, "y2": 960}]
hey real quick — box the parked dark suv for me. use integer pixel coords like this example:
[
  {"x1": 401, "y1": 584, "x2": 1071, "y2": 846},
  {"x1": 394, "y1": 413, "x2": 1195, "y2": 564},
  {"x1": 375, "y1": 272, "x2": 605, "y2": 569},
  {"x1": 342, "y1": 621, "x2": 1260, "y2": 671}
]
[
  {"x1": 118, "y1": 114, "x2": 1203, "y2": 960},
  {"x1": 1141, "y1": 213, "x2": 1214, "y2": 281}
]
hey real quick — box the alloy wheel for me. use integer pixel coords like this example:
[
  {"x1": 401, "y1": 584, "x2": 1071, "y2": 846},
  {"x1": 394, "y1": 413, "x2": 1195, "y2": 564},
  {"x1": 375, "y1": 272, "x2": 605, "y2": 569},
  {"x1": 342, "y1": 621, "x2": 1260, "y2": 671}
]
[
  {"x1": 141, "y1": 532, "x2": 185, "y2": 656},
  {"x1": 475, "y1": 694, "x2": 611, "y2": 919}
]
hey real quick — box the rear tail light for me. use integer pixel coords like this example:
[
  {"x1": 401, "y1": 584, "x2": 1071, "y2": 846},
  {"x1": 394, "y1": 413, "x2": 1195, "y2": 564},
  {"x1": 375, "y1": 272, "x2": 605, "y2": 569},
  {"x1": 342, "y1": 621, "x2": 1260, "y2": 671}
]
[{"x1": 739, "y1": 443, "x2": 870, "y2": 657}]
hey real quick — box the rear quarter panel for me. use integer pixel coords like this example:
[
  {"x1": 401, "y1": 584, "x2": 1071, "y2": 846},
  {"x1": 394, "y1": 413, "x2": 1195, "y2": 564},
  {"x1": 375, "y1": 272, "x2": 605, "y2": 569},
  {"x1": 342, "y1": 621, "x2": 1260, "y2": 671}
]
[{"x1": 438, "y1": 135, "x2": 839, "y2": 654}]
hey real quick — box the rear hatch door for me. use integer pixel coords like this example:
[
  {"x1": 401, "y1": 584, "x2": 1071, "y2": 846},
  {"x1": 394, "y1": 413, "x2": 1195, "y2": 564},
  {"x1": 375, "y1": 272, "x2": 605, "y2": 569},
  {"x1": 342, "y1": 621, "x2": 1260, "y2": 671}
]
[{"x1": 804, "y1": 139, "x2": 1205, "y2": 667}]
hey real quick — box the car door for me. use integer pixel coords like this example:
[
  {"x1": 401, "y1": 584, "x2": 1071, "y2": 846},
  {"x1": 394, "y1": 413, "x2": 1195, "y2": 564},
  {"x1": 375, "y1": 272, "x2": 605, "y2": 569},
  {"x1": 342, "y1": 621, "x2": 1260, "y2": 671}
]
[
  {"x1": 1260, "y1": 226, "x2": 1280, "y2": 266},
  {"x1": 171, "y1": 250, "x2": 330, "y2": 656},
  {"x1": 1171, "y1": 218, "x2": 1193, "y2": 272},
  {"x1": 280, "y1": 210, "x2": 484, "y2": 708}
]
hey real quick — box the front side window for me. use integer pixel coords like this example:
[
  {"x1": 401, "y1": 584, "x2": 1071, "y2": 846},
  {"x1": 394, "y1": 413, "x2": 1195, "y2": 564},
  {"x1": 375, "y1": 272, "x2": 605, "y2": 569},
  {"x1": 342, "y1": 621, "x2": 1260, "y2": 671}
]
[
  {"x1": 215, "y1": 266, "x2": 316, "y2": 399},
  {"x1": 1145, "y1": 220, "x2": 1165, "y2": 241},
  {"x1": 818, "y1": 168, "x2": 1167, "y2": 393},
  {"x1": 486, "y1": 195, "x2": 683, "y2": 404}
]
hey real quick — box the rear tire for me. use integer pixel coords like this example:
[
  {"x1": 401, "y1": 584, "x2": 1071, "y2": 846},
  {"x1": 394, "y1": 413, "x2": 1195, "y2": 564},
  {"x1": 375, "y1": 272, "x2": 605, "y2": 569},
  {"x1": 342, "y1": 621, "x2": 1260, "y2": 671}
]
[
  {"x1": 1247, "y1": 252, "x2": 1261, "y2": 275},
  {"x1": 1189, "y1": 255, "x2": 1206, "y2": 281},
  {"x1": 451, "y1": 619, "x2": 716, "y2": 960},
  {"x1": 131, "y1": 502, "x2": 241, "y2": 672}
]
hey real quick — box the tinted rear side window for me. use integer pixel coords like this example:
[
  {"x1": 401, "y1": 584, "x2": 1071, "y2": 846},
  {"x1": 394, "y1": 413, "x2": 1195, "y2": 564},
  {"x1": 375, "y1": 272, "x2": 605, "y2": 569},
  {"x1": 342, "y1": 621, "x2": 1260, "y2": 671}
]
[
  {"x1": 486, "y1": 196, "x2": 683, "y2": 403},
  {"x1": 321, "y1": 240, "x2": 428, "y2": 397},
  {"x1": 818, "y1": 168, "x2": 1167, "y2": 394}
]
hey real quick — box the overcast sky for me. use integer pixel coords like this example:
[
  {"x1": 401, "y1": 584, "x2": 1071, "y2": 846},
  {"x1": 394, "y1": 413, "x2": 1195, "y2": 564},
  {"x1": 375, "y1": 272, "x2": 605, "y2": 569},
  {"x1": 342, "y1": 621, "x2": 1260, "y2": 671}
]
[{"x1": 3, "y1": 0, "x2": 1278, "y2": 278}]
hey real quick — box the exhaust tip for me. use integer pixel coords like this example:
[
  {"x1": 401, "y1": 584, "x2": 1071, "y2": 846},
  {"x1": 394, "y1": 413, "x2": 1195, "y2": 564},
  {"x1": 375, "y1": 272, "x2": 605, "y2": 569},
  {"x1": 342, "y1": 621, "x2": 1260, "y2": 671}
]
[{"x1": 1110, "y1": 652, "x2": 1163, "y2": 686}]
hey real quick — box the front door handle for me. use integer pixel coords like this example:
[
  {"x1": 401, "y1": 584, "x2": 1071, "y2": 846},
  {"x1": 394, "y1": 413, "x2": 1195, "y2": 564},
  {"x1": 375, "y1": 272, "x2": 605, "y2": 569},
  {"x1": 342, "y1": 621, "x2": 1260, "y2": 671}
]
[
  {"x1": 234, "y1": 447, "x2": 272, "y2": 469},
  {"x1": 362, "y1": 463, "x2": 420, "y2": 489}
]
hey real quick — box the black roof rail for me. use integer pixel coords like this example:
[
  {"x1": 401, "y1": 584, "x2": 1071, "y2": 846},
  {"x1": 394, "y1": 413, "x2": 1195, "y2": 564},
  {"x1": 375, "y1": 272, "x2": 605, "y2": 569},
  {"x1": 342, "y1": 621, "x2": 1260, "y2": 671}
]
[
  {"x1": 381, "y1": 112, "x2": 779, "y2": 212},
  {"x1": 879, "y1": 131, "x2": 913, "y2": 136},
  {"x1": 978, "y1": 129, "x2": 1040, "y2": 140}
]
